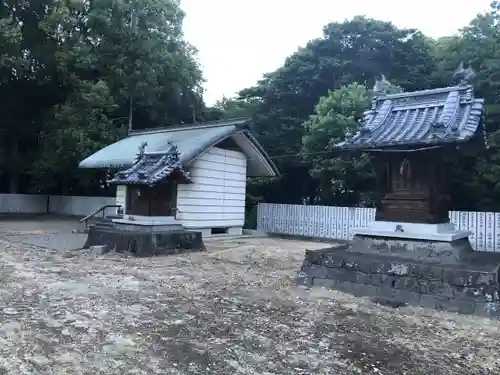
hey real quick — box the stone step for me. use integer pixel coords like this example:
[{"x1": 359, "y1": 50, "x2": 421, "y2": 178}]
[
  {"x1": 86, "y1": 220, "x2": 115, "y2": 233},
  {"x1": 92, "y1": 220, "x2": 115, "y2": 228},
  {"x1": 298, "y1": 245, "x2": 500, "y2": 318},
  {"x1": 349, "y1": 235, "x2": 474, "y2": 265},
  {"x1": 94, "y1": 222, "x2": 115, "y2": 228},
  {"x1": 94, "y1": 217, "x2": 114, "y2": 223},
  {"x1": 105, "y1": 215, "x2": 123, "y2": 220}
]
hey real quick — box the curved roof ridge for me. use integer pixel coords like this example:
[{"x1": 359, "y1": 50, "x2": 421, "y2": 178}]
[
  {"x1": 336, "y1": 84, "x2": 484, "y2": 151},
  {"x1": 79, "y1": 118, "x2": 279, "y2": 177},
  {"x1": 376, "y1": 84, "x2": 472, "y2": 101},
  {"x1": 128, "y1": 118, "x2": 250, "y2": 136}
]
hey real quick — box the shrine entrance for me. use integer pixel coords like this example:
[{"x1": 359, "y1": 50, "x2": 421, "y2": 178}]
[
  {"x1": 374, "y1": 148, "x2": 450, "y2": 224},
  {"x1": 126, "y1": 182, "x2": 177, "y2": 216}
]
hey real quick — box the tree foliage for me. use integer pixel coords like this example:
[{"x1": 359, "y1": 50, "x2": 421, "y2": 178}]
[
  {"x1": 428, "y1": 6, "x2": 500, "y2": 209},
  {"x1": 302, "y1": 83, "x2": 372, "y2": 205},
  {"x1": 301, "y1": 82, "x2": 403, "y2": 206},
  {"x1": 218, "y1": 8, "x2": 500, "y2": 212},
  {"x1": 0, "y1": 0, "x2": 206, "y2": 195},
  {"x1": 3, "y1": 1, "x2": 500, "y2": 214},
  {"x1": 237, "y1": 16, "x2": 438, "y2": 206}
]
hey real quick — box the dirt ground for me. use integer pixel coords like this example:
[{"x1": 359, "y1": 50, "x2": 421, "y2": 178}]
[{"x1": 0, "y1": 218, "x2": 498, "y2": 374}]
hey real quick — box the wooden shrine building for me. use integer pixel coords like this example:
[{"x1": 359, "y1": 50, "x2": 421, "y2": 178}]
[
  {"x1": 336, "y1": 67, "x2": 484, "y2": 239},
  {"x1": 79, "y1": 118, "x2": 279, "y2": 238},
  {"x1": 296, "y1": 66, "x2": 500, "y2": 318},
  {"x1": 106, "y1": 141, "x2": 192, "y2": 217}
]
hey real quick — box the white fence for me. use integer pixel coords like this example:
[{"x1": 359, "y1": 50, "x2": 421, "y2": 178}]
[
  {"x1": 257, "y1": 203, "x2": 500, "y2": 252},
  {"x1": 0, "y1": 194, "x2": 115, "y2": 217},
  {"x1": 48, "y1": 195, "x2": 115, "y2": 216}
]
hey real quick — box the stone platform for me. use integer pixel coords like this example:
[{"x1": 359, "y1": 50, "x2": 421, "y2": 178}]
[
  {"x1": 83, "y1": 218, "x2": 205, "y2": 257},
  {"x1": 297, "y1": 236, "x2": 500, "y2": 318}
]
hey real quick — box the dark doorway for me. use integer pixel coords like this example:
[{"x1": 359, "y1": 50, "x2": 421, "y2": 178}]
[{"x1": 126, "y1": 182, "x2": 177, "y2": 216}]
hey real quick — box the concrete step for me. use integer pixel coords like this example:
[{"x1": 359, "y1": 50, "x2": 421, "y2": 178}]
[
  {"x1": 90, "y1": 219, "x2": 116, "y2": 232},
  {"x1": 94, "y1": 218, "x2": 114, "y2": 223},
  {"x1": 93, "y1": 223, "x2": 115, "y2": 230},
  {"x1": 104, "y1": 215, "x2": 123, "y2": 220}
]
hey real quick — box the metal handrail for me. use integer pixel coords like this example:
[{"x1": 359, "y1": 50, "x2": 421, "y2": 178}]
[{"x1": 80, "y1": 204, "x2": 123, "y2": 229}]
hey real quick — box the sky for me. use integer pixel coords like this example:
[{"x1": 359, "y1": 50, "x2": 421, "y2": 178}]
[{"x1": 181, "y1": 0, "x2": 493, "y2": 105}]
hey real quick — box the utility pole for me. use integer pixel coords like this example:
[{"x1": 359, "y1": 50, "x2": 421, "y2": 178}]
[
  {"x1": 128, "y1": 2, "x2": 136, "y2": 133},
  {"x1": 128, "y1": 91, "x2": 133, "y2": 133}
]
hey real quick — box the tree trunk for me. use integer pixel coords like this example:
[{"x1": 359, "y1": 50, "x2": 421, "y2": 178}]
[{"x1": 8, "y1": 137, "x2": 19, "y2": 193}]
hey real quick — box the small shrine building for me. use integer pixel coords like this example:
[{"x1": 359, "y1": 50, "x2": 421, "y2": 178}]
[{"x1": 79, "y1": 118, "x2": 279, "y2": 238}]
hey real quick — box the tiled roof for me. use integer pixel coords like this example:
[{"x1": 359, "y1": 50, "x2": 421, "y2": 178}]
[
  {"x1": 107, "y1": 143, "x2": 192, "y2": 185},
  {"x1": 336, "y1": 84, "x2": 485, "y2": 150},
  {"x1": 79, "y1": 118, "x2": 279, "y2": 177}
]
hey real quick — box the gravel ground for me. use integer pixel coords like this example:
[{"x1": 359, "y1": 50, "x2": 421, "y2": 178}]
[{"x1": 0, "y1": 233, "x2": 498, "y2": 374}]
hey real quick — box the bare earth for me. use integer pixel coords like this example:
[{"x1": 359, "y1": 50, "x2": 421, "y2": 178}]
[{"x1": 0, "y1": 218, "x2": 498, "y2": 374}]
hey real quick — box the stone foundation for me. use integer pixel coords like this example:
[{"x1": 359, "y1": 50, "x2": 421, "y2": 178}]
[
  {"x1": 354, "y1": 221, "x2": 471, "y2": 242},
  {"x1": 112, "y1": 216, "x2": 185, "y2": 232},
  {"x1": 84, "y1": 226, "x2": 205, "y2": 257},
  {"x1": 349, "y1": 235, "x2": 474, "y2": 264},
  {"x1": 298, "y1": 236, "x2": 500, "y2": 318}
]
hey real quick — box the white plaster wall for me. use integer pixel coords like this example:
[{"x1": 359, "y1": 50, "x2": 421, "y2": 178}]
[
  {"x1": 115, "y1": 185, "x2": 127, "y2": 212},
  {"x1": 176, "y1": 146, "x2": 246, "y2": 233}
]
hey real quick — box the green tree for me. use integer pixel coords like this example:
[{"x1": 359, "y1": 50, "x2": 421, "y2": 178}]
[
  {"x1": 32, "y1": 80, "x2": 127, "y2": 195},
  {"x1": 240, "y1": 16, "x2": 438, "y2": 205},
  {"x1": 303, "y1": 84, "x2": 372, "y2": 205},
  {"x1": 0, "y1": 0, "x2": 66, "y2": 192},
  {"x1": 431, "y1": 5, "x2": 500, "y2": 210},
  {"x1": 302, "y1": 82, "x2": 402, "y2": 205},
  {"x1": 213, "y1": 96, "x2": 259, "y2": 119},
  {"x1": 0, "y1": 0, "x2": 206, "y2": 194}
]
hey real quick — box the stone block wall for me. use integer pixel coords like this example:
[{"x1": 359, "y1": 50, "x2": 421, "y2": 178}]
[{"x1": 298, "y1": 247, "x2": 500, "y2": 318}]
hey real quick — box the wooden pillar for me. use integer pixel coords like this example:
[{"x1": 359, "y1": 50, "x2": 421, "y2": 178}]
[
  {"x1": 147, "y1": 186, "x2": 152, "y2": 216},
  {"x1": 428, "y1": 148, "x2": 450, "y2": 223}
]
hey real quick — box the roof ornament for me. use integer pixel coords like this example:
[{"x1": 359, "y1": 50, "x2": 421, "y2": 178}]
[
  {"x1": 165, "y1": 140, "x2": 181, "y2": 164},
  {"x1": 373, "y1": 74, "x2": 391, "y2": 96},
  {"x1": 452, "y1": 61, "x2": 476, "y2": 86},
  {"x1": 100, "y1": 169, "x2": 112, "y2": 189},
  {"x1": 167, "y1": 140, "x2": 179, "y2": 155},
  {"x1": 133, "y1": 141, "x2": 148, "y2": 165}
]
